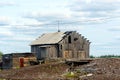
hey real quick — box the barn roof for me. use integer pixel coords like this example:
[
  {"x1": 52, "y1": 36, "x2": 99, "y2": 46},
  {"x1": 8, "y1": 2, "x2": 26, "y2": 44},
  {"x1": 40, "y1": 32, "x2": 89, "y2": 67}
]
[{"x1": 30, "y1": 32, "x2": 66, "y2": 45}]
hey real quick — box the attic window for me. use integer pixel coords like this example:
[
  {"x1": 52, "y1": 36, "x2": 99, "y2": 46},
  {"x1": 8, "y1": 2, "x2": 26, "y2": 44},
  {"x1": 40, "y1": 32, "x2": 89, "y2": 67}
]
[
  {"x1": 74, "y1": 38, "x2": 78, "y2": 41},
  {"x1": 68, "y1": 36, "x2": 71, "y2": 43}
]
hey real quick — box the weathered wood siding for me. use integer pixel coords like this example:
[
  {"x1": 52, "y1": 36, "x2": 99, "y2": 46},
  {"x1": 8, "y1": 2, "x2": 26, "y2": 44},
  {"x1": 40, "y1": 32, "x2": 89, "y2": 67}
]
[
  {"x1": 31, "y1": 45, "x2": 58, "y2": 59},
  {"x1": 46, "y1": 45, "x2": 58, "y2": 58},
  {"x1": 59, "y1": 31, "x2": 90, "y2": 59},
  {"x1": 31, "y1": 46, "x2": 41, "y2": 59}
]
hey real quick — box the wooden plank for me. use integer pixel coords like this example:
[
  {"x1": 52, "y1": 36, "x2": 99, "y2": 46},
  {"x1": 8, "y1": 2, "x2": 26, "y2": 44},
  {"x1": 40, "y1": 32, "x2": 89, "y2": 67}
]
[
  {"x1": 66, "y1": 58, "x2": 93, "y2": 63},
  {"x1": 65, "y1": 58, "x2": 93, "y2": 66}
]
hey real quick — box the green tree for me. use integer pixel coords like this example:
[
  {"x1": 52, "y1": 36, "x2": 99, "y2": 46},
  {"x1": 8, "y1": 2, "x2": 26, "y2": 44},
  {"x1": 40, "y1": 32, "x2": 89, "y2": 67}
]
[
  {"x1": 0, "y1": 51, "x2": 3, "y2": 58},
  {"x1": 90, "y1": 55, "x2": 95, "y2": 58},
  {"x1": 99, "y1": 55, "x2": 120, "y2": 58}
]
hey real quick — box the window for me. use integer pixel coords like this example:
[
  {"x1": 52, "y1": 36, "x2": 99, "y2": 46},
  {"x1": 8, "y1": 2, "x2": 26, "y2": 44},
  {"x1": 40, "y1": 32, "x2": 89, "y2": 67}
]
[
  {"x1": 61, "y1": 45, "x2": 62, "y2": 49},
  {"x1": 68, "y1": 36, "x2": 71, "y2": 43},
  {"x1": 74, "y1": 38, "x2": 78, "y2": 41}
]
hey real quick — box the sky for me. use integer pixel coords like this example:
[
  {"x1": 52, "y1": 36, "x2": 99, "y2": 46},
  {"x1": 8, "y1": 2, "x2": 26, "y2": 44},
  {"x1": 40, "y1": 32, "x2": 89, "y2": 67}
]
[{"x1": 0, "y1": 0, "x2": 120, "y2": 56}]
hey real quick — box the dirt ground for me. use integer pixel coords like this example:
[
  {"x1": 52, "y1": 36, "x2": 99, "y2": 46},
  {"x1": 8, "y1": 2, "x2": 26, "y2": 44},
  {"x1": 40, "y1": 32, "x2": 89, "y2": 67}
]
[{"x1": 0, "y1": 58, "x2": 120, "y2": 80}]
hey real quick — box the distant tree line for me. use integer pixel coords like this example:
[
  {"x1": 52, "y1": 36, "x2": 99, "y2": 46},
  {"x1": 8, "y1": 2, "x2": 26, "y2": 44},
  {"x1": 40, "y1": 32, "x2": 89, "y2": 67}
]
[
  {"x1": 90, "y1": 55, "x2": 120, "y2": 58},
  {"x1": 0, "y1": 51, "x2": 3, "y2": 58}
]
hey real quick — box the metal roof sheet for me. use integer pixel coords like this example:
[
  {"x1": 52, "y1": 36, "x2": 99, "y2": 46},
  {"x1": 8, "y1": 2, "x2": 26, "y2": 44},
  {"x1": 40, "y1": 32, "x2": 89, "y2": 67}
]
[{"x1": 30, "y1": 32, "x2": 66, "y2": 45}]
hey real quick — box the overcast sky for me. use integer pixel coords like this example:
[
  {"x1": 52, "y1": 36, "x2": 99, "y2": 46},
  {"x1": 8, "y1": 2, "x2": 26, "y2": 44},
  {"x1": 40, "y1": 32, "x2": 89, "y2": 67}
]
[{"x1": 0, "y1": 0, "x2": 120, "y2": 56}]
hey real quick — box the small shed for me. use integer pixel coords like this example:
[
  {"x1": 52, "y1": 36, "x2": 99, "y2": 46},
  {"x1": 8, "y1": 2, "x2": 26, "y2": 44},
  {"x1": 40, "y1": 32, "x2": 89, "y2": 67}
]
[
  {"x1": 30, "y1": 31, "x2": 90, "y2": 60},
  {"x1": 2, "y1": 52, "x2": 36, "y2": 69}
]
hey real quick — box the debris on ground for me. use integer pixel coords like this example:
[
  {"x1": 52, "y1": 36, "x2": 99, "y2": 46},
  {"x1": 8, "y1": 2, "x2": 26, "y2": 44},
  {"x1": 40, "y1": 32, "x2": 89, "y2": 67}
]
[{"x1": 0, "y1": 58, "x2": 120, "y2": 80}]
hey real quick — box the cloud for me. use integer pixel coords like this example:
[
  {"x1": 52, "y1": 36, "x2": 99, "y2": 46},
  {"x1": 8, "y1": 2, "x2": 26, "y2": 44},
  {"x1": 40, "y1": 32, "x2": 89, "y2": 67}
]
[
  {"x1": 23, "y1": 0, "x2": 120, "y2": 26},
  {"x1": 71, "y1": 2, "x2": 114, "y2": 12},
  {"x1": 23, "y1": 12, "x2": 72, "y2": 22},
  {"x1": 91, "y1": 42, "x2": 107, "y2": 46},
  {"x1": 0, "y1": 33, "x2": 35, "y2": 42},
  {"x1": 0, "y1": 16, "x2": 14, "y2": 36},
  {"x1": 0, "y1": 40, "x2": 6, "y2": 44},
  {"x1": 12, "y1": 36, "x2": 34, "y2": 41},
  {"x1": 69, "y1": 0, "x2": 120, "y2": 18},
  {"x1": 0, "y1": 27, "x2": 13, "y2": 36},
  {"x1": 115, "y1": 36, "x2": 120, "y2": 40},
  {"x1": 23, "y1": 11, "x2": 104, "y2": 26},
  {"x1": 0, "y1": 1, "x2": 15, "y2": 7},
  {"x1": 14, "y1": 18, "x2": 44, "y2": 26},
  {"x1": 108, "y1": 26, "x2": 120, "y2": 31},
  {"x1": 0, "y1": 16, "x2": 10, "y2": 26}
]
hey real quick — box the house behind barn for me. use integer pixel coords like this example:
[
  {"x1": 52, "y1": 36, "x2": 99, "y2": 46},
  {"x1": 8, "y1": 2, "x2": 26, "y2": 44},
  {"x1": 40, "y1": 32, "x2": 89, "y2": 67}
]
[{"x1": 30, "y1": 31, "x2": 90, "y2": 60}]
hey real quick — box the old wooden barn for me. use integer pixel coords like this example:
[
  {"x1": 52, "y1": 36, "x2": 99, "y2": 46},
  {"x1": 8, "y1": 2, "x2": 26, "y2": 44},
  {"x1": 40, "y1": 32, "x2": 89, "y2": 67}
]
[{"x1": 30, "y1": 31, "x2": 90, "y2": 60}]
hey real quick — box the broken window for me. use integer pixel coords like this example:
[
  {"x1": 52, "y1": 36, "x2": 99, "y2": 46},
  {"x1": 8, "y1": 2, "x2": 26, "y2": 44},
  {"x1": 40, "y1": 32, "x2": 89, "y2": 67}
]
[{"x1": 68, "y1": 36, "x2": 71, "y2": 43}]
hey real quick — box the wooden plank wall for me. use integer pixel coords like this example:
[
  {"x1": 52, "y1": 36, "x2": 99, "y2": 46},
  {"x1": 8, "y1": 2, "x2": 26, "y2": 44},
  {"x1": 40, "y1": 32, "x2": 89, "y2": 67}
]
[{"x1": 59, "y1": 31, "x2": 90, "y2": 59}]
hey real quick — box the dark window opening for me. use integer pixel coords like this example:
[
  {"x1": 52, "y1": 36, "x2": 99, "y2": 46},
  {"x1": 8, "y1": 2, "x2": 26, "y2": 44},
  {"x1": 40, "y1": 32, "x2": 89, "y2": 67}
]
[
  {"x1": 74, "y1": 38, "x2": 78, "y2": 41},
  {"x1": 61, "y1": 45, "x2": 62, "y2": 49},
  {"x1": 68, "y1": 36, "x2": 71, "y2": 43}
]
